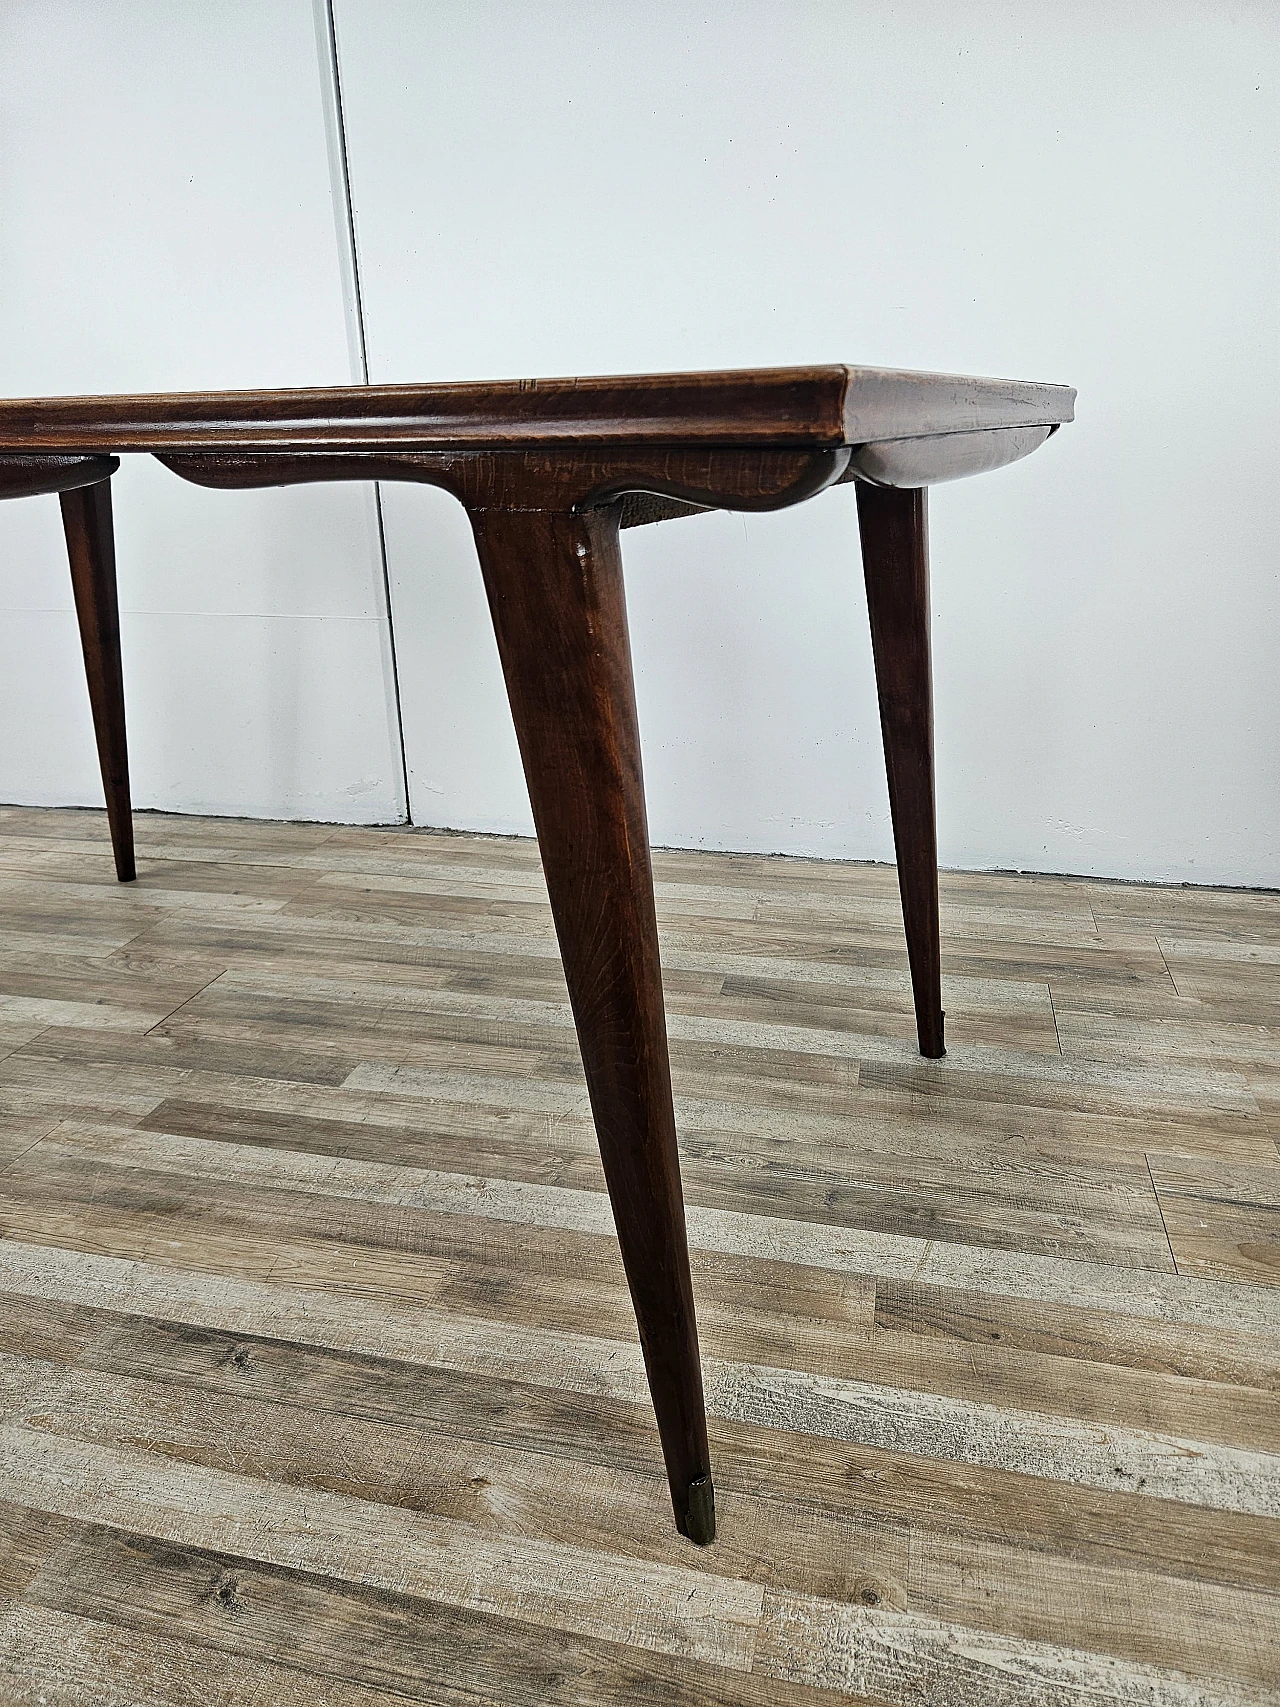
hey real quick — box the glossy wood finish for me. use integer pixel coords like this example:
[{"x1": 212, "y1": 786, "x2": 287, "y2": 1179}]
[
  {"x1": 843, "y1": 423, "x2": 1057, "y2": 488},
  {"x1": 470, "y1": 501, "x2": 712, "y2": 1541},
  {"x1": 856, "y1": 483, "x2": 944, "y2": 1058},
  {"x1": 59, "y1": 479, "x2": 135, "y2": 884},
  {"x1": 0, "y1": 365, "x2": 1075, "y2": 1543},
  {"x1": 0, "y1": 365, "x2": 1074, "y2": 453},
  {"x1": 0, "y1": 453, "x2": 118, "y2": 500},
  {"x1": 154, "y1": 444, "x2": 851, "y2": 514}
]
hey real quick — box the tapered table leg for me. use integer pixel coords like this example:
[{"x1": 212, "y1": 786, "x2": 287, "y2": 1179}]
[
  {"x1": 60, "y1": 478, "x2": 135, "y2": 882},
  {"x1": 856, "y1": 482, "x2": 944, "y2": 1058},
  {"x1": 469, "y1": 500, "x2": 714, "y2": 1544}
]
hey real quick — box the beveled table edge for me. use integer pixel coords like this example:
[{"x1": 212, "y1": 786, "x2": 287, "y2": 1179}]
[{"x1": 0, "y1": 364, "x2": 1075, "y2": 455}]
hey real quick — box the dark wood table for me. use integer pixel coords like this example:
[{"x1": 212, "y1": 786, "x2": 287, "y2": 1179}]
[{"x1": 0, "y1": 366, "x2": 1074, "y2": 1544}]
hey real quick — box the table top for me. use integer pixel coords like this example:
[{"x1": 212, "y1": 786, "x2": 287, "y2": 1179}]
[{"x1": 0, "y1": 366, "x2": 1075, "y2": 455}]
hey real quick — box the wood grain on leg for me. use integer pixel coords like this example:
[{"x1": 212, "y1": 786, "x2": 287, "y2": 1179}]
[
  {"x1": 59, "y1": 478, "x2": 135, "y2": 883},
  {"x1": 856, "y1": 482, "x2": 944, "y2": 1058},
  {"x1": 468, "y1": 500, "x2": 714, "y2": 1542}
]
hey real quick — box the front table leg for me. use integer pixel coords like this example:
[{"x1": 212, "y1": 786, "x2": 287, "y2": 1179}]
[
  {"x1": 855, "y1": 482, "x2": 945, "y2": 1058},
  {"x1": 468, "y1": 501, "x2": 714, "y2": 1544}
]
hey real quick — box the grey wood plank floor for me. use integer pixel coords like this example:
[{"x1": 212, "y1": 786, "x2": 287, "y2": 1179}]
[{"x1": 0, "y1": 805, "x2": 1276, "y2": 1707}]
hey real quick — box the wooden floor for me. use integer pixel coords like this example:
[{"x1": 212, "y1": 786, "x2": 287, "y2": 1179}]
[{"x1": 0, "y1": 806, "x2": 1276, "y2": 1707}]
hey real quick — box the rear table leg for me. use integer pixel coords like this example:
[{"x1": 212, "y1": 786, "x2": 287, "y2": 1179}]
[
  {"x1": 60, "y1": 478, "x2": 135, "y2": 882},
  {"x1": 856, "y1": 482, "x2": 945, "y2": 1058}
]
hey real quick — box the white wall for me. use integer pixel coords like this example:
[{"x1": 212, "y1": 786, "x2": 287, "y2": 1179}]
[
  {"x1": 1, "y1": 2, "x2": 1276, "y2": 885},
  {"x1": 335, "y1": 0, "x2": 1280, "y2": 887},
  {"x1": 0, "y1": 0, "x2": 405, "y2": 824}
]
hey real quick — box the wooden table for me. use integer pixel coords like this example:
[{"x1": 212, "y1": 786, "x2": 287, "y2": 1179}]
[{"x1": 0, "y1": 366, "x2": 1074, "y2": 1544}]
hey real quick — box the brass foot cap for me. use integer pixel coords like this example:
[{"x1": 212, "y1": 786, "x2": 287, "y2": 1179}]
[
  {"x1": 684, "y1": 1474, "x2": 715, "y2": 1546},
  {"x1": 921, "y1": 1010, "x2": 946, "y2": 1058}
]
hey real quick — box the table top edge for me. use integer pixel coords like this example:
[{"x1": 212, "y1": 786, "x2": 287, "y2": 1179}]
[{"x1": 0, "y1": 365, "x2": 1076, "y2": 453}]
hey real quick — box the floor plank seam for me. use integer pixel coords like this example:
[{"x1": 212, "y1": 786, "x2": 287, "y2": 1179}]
[
  {"x1": 1145, "y1": 1149, "x2": 1182, "y2": 1278},
  {"x1": 1047, "y1": 982, "x2": 1063, "y2": 1056},
  {"x1": 1157, "y1": 936, "x2": 1183, "y2": 997},
  {"x1": 139, "y1": 968, "x2": 231, "y2": 1038}
]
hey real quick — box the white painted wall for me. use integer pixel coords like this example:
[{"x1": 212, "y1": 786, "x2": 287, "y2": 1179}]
[
  {"x1": 334, "y1": 0, "x2": 1280, "y2": 886},
  {"x1": 1, "y1": 2, "x2": 1276, "y2": 884},
  {"x1": 0, "y1": 0, "x2": 404, "y2": 824}
]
